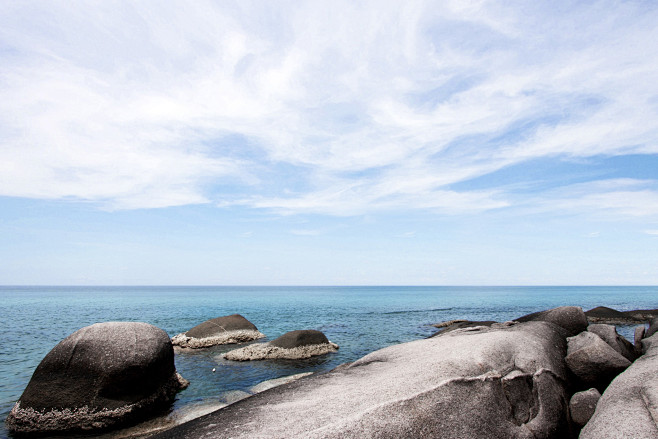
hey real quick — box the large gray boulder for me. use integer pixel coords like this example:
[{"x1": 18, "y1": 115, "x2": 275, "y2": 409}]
[
  {"x1": 565, "y1": 332, "x2": 630, "y2": 391},
  {"x1": 223, "y1": 330, "x2": 338, "y2": 361},
  {"x1": 580, "y1": 333, "x2": 658, "y2": 438},
  {"x1": 171, "y1": 314, "x2": 264, "y2": 348},
  {"x1": 155, "y1": 321, "x2": 571, "y2": 438},
  {"x1": 516, "y1": 306, "x2": 588, "y2": 336},
  {"x1": 587, "y1": 324, "x2": 637, "y2": 362},
  {"x1": 5, "y1": 322, "x2": 188, "y2": 435}
]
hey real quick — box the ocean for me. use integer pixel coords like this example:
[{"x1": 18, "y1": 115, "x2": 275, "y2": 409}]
[{"x1": 1, "y1": 285, "x2": 656, "y2": 438}]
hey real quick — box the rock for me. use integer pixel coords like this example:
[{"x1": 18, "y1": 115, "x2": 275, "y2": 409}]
[
  {"x1": 223, "y1": 330, "x2": 338, "y2": 361},
  {"x1": 587, "y1": 324, "x2": 637, "y2": 362},
  {"x1": 269, "y1": 329, "x2": 329, "y2": 348},
  {"x1": 153, "y1": 321, "x2": 571, "y2": 439},
  {"x1": 5, "y1": 322, "x2": 188, "y2": 435},
  {"x1": 585, "y1": 306, "x2": 636, "y2": 324},
  {"x1": 171, "y1": 314, "x2": 264, "y2": 348},
  {"x1": 565, "y1": 332, "x2": 631, "y2": 391},
  {"x1": 516, "y1": 306, "x2": 588, "y2": 336},
  {"x1": 584, "y1": 307, "x2": 658, "y2": 324},
  {"x1": 249, "y1": 372, "x2": 314, "y2": 394},
  {"x1": 623, "y1": 308, "x2": 658, "y2": 321},
  {"x1": 579, "y1": 333, "x2": 658, "y2": 438},
  {"x1": 634, "y1": 325, "x2": 646, "y2": 353},
  {"x1": 644, "y1": 317, "x2": 658, "y2": 339},
  {"x1": 431, "y1": 320, "x2": 496, "y2": 337},
  {"x1": 569, "y1": 388, "x2": 601, "y2": 427}
]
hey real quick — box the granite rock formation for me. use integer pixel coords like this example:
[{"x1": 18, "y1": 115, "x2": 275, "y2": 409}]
[
  {"x1": 579, "y1": 332, "x2": 658, "y2": 438},
  {"x1": 515, "y1": 306, "x2": 588, "y2": 336},
  {"x1": 5, "y1": 322, "x2": 188, "y2": 435},
  {"x1": 223, "y1": 330, "x2": 338, "y2": 361},
  {"x1": 155, "y1": 321, "x2": 571, "y2": 438},
  {"x1": 171, "y1": 314, "x2": 264, "y2": 348}
]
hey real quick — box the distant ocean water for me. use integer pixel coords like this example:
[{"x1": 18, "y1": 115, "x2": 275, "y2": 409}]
[{"x1": 1, "y1": 285, "x2": 656, "y2": 438}]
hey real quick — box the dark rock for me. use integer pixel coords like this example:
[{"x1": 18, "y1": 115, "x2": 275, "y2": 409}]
[
  {"x1": 270, "y1": 330, "x2": 329, "y2": 348},
  {"x1": 585, "y1": 306, "x2": 635, "y2": 324},
  {"x1": 223, "y1": 330, "x2": 338, "y2": 361},
  {"x1": 154, "y1": 321, "x2": 570, "y2": 439},
  {"x1": 587, "y1": 324, "x2": 637, "y2": 362},
  {"x1": 584, "y1": 306, "x2": 658, "y2": 324},
  {"x1": 623, "y1": 309, "x2": 658, "y2": 321},
  {"x1": 186, "y1": 314, "x2": 257, "y2": 337},
  {"x1": 565, "y1": 332, "x2": 630, "y2": 391},
  {"x1": 171, "y1": 314, "x2": 264, "y2": 348},
  {"x1": 516, "y1": 306, "x2": 588, "y2": 336},
  {"x1": 579, "y1": 333, "x2": 658, "y2": 438},
  {"x1": 569, "y1": 388, "x2": 601, "y2": 427},
  {"x1": 5, "y1": 322, "x2": 187, "y2": 435}
]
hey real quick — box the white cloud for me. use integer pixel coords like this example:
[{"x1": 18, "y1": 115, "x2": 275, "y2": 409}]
[{"x1": 2, "y1": 1, "x2": 658, "y2": 214}]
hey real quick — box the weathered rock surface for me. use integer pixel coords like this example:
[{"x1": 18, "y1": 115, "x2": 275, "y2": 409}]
[
  {"x1": 585, "y1": 306, "x2": 658, "y2": 324},
  {"x1": 431, "y1": 320, "x2": 496, "y2": 336},
  {"x1": 634, "y1": 325, "x2": 646, "y2": 352},
  {"x1": 516, "y1": 306, "x2": 587, "y2": 336},
  {"x1": 171, "y1": 314, "x2": 264, "y2": 348},
  {"x1": 565, "y1": 332, "x2": 630, "y2": 391},
  {"x1": 5, "y1": 322, "x2": 188, "y2": 435},
  {"x1": 569, "y1": 388, "x2": 600, "y2": 427},
  {"x1": 223, "y1": 330, "x2": 338, "y2": 361},
  {"x1": 154, "y1": 321, "x2": 570, "y2": 439},
  {"x1": 579, "y1": 333, "x2": 658, "y2": 438},
  {"x1": 644, "y1": 316, "x2": 658, "y2": 339},
  {"x1": 587, "y1": 324, "x2": 637, "y2": 362}
]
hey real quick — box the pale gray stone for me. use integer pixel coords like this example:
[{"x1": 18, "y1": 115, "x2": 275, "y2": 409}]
[
  {"x1": 153, "y1": 322, "x2": 570, "y2": 439},
  {"x1": 580, "y1": 333, "x2": 658, "y2": 438},
  {"x1": 569, "y1": 388, "x2": 600, "y2": 426}
]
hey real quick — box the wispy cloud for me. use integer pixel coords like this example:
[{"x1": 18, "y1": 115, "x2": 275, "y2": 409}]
[
  {"x1": 2, "y1": 1, "x2": 658, "y2": 216},
  {"x1": 289, "y1": 229, "x2": 324, "y2": 236}
]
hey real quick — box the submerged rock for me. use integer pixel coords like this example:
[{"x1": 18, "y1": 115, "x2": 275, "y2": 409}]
[
  {"x1": 580, "y1": 332, "x2": 658, "y2": 438},
  {"x1": 223, "y1": 330, "x2": 338, "y2": 361},
  {"x1": 154, "y1": 321, "x2": 571, "y2": 439},
  {"x1": 5, "y1": 322, "x2": 188, "y2": 435},
  {"x1": 516, "y1": 306, "x2": 588, "y2": 336},
  {"x1": 171, "y1": 314, "x2": 264, "y2": 348}
]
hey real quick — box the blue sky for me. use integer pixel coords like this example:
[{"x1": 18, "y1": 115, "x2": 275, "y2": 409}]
[{"x1": 1, "y1": 0, "x2": 657, "y2": 285}]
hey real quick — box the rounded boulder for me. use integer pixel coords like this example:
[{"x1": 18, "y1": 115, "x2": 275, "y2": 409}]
[
  {"x1": 172, "y1": 314, "x2": 265, "y2": 348},
  {"x1": 6, "y1": 322, "x2": 188, "y2": 435},
  {"x1": 223, "y1": 330, "x2": 338, "y2": 361},
  {"x1": 570, "y1": 388, "x2": 601, "y2": 427},
  {"x1": 565, "y1": 332, "x2": 631, "y2": 391},
  {"x1": 516, "y1": 306, "x2": 588, "y2": 337},
  {"x1": 270, "y1": 330, "x2": 329, "y2": 349}
]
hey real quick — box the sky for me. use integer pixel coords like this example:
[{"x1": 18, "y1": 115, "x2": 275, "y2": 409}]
[{"x1": 1, "y1": 0, "x2": 657, "y2": 285}]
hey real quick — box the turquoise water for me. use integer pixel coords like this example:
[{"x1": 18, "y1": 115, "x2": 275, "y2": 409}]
[{"x1": 1, "y1": 286, "x2": 656, "y2": 438}]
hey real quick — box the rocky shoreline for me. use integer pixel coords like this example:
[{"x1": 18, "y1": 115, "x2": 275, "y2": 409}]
[{"x1": 5, "y1": 306, "x2": 658, "y2": 438}]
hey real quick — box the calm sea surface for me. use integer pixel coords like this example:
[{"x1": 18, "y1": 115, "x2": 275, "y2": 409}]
[{"x1": 1, "y1": 286, "x2": 656, "y2": 438}]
